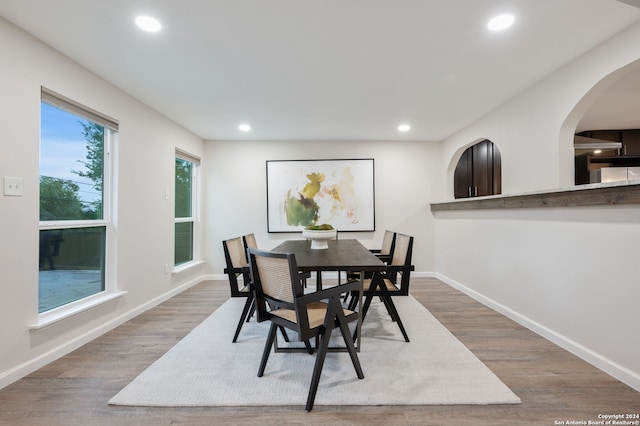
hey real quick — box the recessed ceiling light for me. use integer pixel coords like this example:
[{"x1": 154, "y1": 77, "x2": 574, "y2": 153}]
[
  {"x1": 398, "y1": 124, "x2": 411, "y2": 132},
  {"x1": 487, "y1": 14, "x2": 515, "y2": 31},
  {"x1": 238, "y1": 123, "x2": 251, "y2": 132},
  {"x1": 135, "y1": 15, "x2": 162, "y2": 33}
]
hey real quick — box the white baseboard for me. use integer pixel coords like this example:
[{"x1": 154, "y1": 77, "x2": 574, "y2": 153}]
[
  {"x1": 435, "y1": 273, "x2": 640, "y2": 392},
  {"x1": 2, "y1": 270, "x2": 437, "y2": 390},
  {"x1": 0, "y1": 275, "x2": 206, "y2": 390}
]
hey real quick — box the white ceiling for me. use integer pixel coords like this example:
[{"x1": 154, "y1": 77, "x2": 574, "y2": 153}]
[{"x1": 1, "y1": 0, "x2": 640, "y2": 141}]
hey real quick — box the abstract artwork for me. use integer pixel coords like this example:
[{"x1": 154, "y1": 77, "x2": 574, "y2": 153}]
[{"x1": 266, "y1": 159, "x2": 375, "y2": 232}]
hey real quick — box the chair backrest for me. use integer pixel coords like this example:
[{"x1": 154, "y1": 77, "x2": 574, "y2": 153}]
[
  {"x1": 390, "y1": 233, "x2": 413, "y2": 266},
  {"x1": 223, "y1": 237, "x2": 247, "y2": 268},
  {"x1": 222, "y1": 237, "x2": 249, "y2": 297},
  {"x1": 380, "y1": 230, "x2": 396, "y2": 256},
  {"x1": 387, "y1": 233, "x2": 414, "y2": 295},
  {"x1": 247, "y1": 248, "x2": 304, "y2": 323},
  {"x1": 243, "y1": 233, "x2": 257, "y2": 250}
]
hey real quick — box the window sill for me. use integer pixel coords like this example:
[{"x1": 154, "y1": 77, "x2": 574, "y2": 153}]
[
  {"x1": 172, "y1": 259, "x2": 205, "y2": 275},
  {"x1": 431, "y1": 180, "x2": 640, "y2": 212},
  {"x1": 30, "y1": 291, "x2": 127, "y2": 331}
]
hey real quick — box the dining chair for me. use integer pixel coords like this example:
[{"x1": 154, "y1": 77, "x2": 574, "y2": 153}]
[
  {"x1": 346, "y1": 230, "x2": 396, "y2": 283},
  {"x1": 350, "y1": 233, "x2": 414, "y2": 342},
  {"x1": 247, "y1": 248, "x2": 364, "y2": 411},
  {"x1": 222, "y1": 237, "x2": 255, "y2": 343},
  {"x1": 242, "y1": 233, "x2": 257, "y2": 251},
  {"x1": 245, "y1": 232, "x2": 311, "y2": 288},
  {"x1": 370, "y1": 230, "x2": 396, "y2": 264}
]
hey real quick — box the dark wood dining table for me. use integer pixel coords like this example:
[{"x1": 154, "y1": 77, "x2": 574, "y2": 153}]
[{"x1": 271, "y1": 238, "x2": 386, "y2": 350}]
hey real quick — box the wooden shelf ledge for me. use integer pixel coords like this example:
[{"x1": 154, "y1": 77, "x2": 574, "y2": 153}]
[{"x1": 430, "y1": 181, "x2": 640, "y2": 212}]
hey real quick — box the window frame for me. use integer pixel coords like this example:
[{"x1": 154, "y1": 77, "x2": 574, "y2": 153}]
[
  {"x1": 174, "y1": 150, "x2": 200, "y2": 270},
  {"x1": 36, "y1": 88, "x2": 120, "y2": 325}
]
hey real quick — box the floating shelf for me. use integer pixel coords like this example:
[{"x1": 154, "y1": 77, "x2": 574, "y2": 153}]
[{"x1": 430, "y1": 182, "x2": 640, "y2": 212}]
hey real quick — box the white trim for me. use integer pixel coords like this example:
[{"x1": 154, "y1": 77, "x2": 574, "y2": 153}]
[
  {"x1": 39, "y1": 220, "x2": 109, "y2": 229},
  {"x1": 38, "y1": 98, "x2": 117, "y2": 315},
  {"x1": 41, "y1": 87, "x2": 119, "y2": 130},
  {"x1": 174, "y1": 153, "x2": 200, "y2": 266},
  {"x1": 30, "y1": 291, "x2": 127, "y2": 331},
  {"x1": 172, "y1": 259, "x2": 205, "y2": 275},
  {"x1": 175, "y1": 148, "x2": 201, "y2": 164},
  {"x1": 410, "y1": 271, "x2": 435, "y2": 278},
  {"x1": 2, "y1": 276, "x2": 206, "y2": 390},
  {"x1": 435, "y1": 273, "x2": 640, "y2": 392},
  {"x1": 203, "y1": 273, "x2": 225, "y2": 281}
]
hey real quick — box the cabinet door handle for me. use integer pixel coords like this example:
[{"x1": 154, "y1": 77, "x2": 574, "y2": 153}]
[
  {"x1": 468, "y1": 187, "x2": 472, "y2": 197},
  {"x1": 474, "y1": 186, "x2": 478, "y2": 196}
]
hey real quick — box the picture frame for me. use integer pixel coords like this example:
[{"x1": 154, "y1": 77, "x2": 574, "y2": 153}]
[{"x1": 266, "y1": 159, "x2": 375, "y2": 233}]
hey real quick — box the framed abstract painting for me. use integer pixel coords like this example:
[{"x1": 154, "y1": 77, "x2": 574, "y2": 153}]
[{"x1": 266, "y1": 159, "x2": 375, "y2": 233}]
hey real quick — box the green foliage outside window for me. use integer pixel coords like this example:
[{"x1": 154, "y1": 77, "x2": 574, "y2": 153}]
[
  {"x1": 175, "y1": 157, "x2": 194, "y2": 266},
  {"x1": 39, "y1": 119, "x2": 104, "y2": 221}
]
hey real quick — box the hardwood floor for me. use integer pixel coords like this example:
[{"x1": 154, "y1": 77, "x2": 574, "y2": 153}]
[{"x1": 0, "y1": 277, "x2": 637, "y2": 425}]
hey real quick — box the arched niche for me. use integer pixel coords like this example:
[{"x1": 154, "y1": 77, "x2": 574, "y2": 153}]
[{"x1": 452, "y1": 139, "x2": 502, "y2": 199}]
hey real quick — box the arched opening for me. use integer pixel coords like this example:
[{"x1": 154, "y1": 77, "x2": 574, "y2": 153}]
[
  {"x1": 453, "y1": 139, "x2": 501, "y2": 199},
  {"x1": 567, "y1": 58, "x2": 640, "y2": 185}
]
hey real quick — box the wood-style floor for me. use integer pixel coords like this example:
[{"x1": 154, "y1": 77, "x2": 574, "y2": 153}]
[{"x1": 0, "y1": 277, "x2": 637, "y2": 425}]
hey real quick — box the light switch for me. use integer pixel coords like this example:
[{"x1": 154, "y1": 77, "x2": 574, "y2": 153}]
[{"x1": 4, "y1": 176, "x2": 23, "y2": 196}]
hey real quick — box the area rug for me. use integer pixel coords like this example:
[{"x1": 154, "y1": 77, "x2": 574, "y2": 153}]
[{"x1": 109, "y1": 295, "x2": 520, "y2": 407}]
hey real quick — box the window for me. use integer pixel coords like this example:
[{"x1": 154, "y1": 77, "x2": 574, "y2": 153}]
[
  {"x1": 39, "y1": 89, "x2": 117, "y2": 313},
  {"x1": 175, "y1": 152, "x2": 199, "y2": 267}
]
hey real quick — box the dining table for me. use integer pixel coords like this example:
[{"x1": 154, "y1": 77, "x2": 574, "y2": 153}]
[{"x1": 271, "y1": 238, "x2": 386, "y2": 351}]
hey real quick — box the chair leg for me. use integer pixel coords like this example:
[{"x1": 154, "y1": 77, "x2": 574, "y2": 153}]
[
  {"x1": 246, "y1": 299, "x2": 256, "y2": 322},
  {"x1": 347, "y1": 291, "x2": 359, "y2": 311},
  {"x1": 279, "y1": 326, "x2": 290, "y2": 342},
  {"x1": 380, "y1": 295, "x2": 396, "y2": 322},
  {"x1": 352, "y1": 290, "x2": 375, "y2": 342},
  {"x1": 304, "y1": 339, "x2": 314, "y2": 354},
  {"x1": 335, "y1": 301, "x2": 364, "y2": 379},
  {"x1": 306, "y1": 327, "x2": 332, "y2": 411},
  {"x1": 258, "y1": 323, "x2": 278, "y2": 377},
  {"x1": 233, "y1": 295, "x2": 254, "y2": 343},
  {"x1": 381, "y1": 295, "x2": 410, "y2": 342}
]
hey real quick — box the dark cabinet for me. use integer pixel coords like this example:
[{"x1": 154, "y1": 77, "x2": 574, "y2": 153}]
[
  {"x1": 454, "y1": 139, "x2": 501, "y2": 199},
  {"x1": 574, "y1": 130, "x2": 640, "y2": 185},
  {"x1": 577, "y1": 129, "x2": 640, "y2": 156}
]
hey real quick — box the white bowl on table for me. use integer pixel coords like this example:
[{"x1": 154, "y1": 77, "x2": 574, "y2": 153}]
[{"x1": 302, "y1": 229, "x2": 336, "y2": 249}]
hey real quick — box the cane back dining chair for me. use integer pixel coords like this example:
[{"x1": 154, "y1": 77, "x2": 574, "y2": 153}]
[
  {"x1": 222, "y1": 237, "x2": 255, "y2": 343},
  {"x1": 370, "y1": 230, "x2": 396, "y2": 264},
  {"x1": 247, "y1": 248, "x2": 364, "y2": 411},
  {"x1": 244, "y1": 232, "x2": 311, "y2": 287},
  {"x1": 350, "y1": 233, "x2": 414, "y2": 342},
  {"x1": 346, "y1": 230, "x2": 396, "y2": 283},
  {"x1": 242, "y1": 233, "x2": 257, "y2": 251}
]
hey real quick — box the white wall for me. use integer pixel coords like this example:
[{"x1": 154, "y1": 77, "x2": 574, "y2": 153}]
[
  {"x1": 434, "y1": 21, "x2": 640, "y2": 390},
  {"x1": 0, "y1": 18, "x2": 205, "y2": 388},
  {"x1": 2, "y1": 11, "x2": 639, "y2": 394},
  {"x1": 202, "y1": 139, "x2": 441, "y2": 277},
  {"x1": 441, "y1": 22, "x2": 640, "y2": 195}
]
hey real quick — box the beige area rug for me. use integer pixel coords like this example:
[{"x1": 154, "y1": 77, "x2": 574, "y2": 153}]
[{"x1": 109, "y1": 294, "x2": 521, "y2": 407}]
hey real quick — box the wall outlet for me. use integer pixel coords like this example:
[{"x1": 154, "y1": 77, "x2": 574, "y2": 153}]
[
  {"x1": 164, "y1": 263, "x2": 171, "y2": 274},
  {"x1": 4, "y1": 176, "x2": 23, "y2": 196}
]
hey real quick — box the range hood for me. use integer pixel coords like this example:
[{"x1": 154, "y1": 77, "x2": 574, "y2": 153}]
[
  {"x1": 573, "y1": 135, "x2": 622, "y2": 150},
  {"x1": 617, "y1": 0, "x2": 640, "y2": 9}
]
